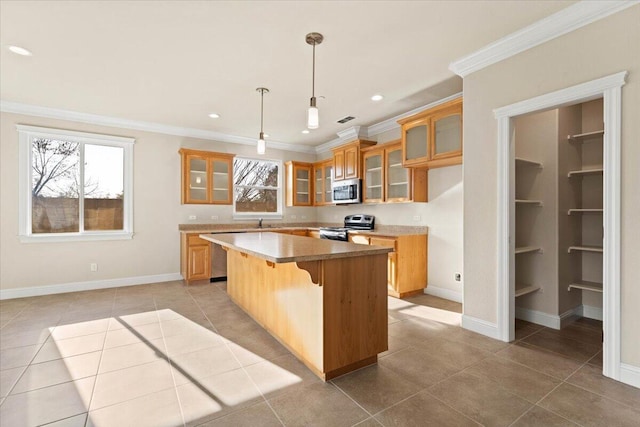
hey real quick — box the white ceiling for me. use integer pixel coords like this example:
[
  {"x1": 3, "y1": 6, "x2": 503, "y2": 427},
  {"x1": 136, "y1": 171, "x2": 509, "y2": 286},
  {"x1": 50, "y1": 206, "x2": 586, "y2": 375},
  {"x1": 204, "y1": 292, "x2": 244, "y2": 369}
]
[{"x1": 0, "y1": 1, "x2": 576, "y2": 148}]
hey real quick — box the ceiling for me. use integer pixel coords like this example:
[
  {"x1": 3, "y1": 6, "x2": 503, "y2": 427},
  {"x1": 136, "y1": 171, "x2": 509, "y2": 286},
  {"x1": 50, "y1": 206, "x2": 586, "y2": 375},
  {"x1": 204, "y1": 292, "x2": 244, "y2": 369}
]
[{"x1": 0, "y1": 1, "x2": 576, "y2": 149}]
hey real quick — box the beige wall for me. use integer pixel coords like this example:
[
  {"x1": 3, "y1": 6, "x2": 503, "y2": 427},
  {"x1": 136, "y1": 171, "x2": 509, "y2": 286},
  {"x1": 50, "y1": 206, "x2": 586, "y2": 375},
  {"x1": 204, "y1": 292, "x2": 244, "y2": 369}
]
[
  {"x1": 463, "y1": 6, "x2": 640, "y2": 365},
  {"x1": 0, "y1": 112, "x2": 315, "y2": 292}
]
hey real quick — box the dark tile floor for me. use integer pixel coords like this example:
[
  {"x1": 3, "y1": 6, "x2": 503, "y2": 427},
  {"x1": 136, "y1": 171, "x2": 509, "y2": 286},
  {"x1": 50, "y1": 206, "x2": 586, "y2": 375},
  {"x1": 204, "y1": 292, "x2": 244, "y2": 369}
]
[{"x1": 1, "y1": 281, "x2": 639, "y2": 426}]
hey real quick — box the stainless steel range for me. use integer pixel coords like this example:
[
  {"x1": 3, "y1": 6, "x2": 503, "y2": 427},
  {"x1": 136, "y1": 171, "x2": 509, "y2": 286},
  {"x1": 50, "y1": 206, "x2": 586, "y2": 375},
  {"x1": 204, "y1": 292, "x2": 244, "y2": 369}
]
[{"x1": 319, "y1": 214, "x2": 375, "y2": 241}]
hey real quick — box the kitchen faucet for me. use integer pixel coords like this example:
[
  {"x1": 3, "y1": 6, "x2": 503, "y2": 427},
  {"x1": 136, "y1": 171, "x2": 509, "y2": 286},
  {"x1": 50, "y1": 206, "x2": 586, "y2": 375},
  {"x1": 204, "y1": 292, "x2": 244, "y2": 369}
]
[{"x1": 258, "y1": 218, "x2": 263, "y2": 228}]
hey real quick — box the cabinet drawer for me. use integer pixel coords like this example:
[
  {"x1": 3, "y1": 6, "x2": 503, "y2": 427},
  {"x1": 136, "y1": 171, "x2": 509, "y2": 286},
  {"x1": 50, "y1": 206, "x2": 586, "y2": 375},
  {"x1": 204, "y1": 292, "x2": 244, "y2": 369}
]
[
  {"x1": 188, "y1": 234, "x2": 208, "y2": 246},
  {"x1": 369, "y1": 237, "x2": 397, "y2": 251}
]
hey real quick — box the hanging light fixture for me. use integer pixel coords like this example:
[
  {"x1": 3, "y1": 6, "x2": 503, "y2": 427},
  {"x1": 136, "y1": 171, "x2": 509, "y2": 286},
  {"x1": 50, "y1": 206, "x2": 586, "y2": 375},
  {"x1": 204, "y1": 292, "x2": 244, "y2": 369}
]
[
  {"x1": 256, "y1": 87, "x2": 269, "y2": 154},
  {"x1": 306, "y1": 32, "x2": 323, "y2": 129}
]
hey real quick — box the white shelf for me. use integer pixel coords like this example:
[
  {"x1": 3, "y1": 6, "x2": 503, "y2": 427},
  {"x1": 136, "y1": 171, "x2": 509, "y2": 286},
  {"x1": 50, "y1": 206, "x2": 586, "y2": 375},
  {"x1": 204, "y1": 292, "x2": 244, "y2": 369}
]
[
  {"x1": 515, "y1": 157, "x2": 543, "y2": 168},
  {"x1": 367, "y1": 185, "x2": 383, "y2": 188},
  {"x1": 296, "y1": 178, "x2": 309, "y2": 182},
  {"x1": 389, "y1": 182, "x2": 409, "y2": 186},
  {"x1": 388, "y1": 163, "x2": 403, "y2": 168},
  {"x1": 189, "y1": 186, "x2": 206, "y2": 190},
  {"x1": 568, "y1": 208, "x2": 603, "y2": 215},
  {"x1": 213, "y1": 172, "x2": 228, "y2": 175},
  {"x1": 567, "y1": 130, "x2": 604, "y2": 141},
  {"x1": 515, "y1": 285, "x2": 540, "y2": 297},
  {"x1": 516, "y1": 199, "x2": 543, "y2": 206},
  {"x1": 567, "y1": 281, "x2": 603, "y2": 293},
  {"x1": 567, "y1": 168, "x2": 603, "y2": 178},
  {"x1": 190, "y1": 170, "x2": 206, "y2": 174},
  {"x1": 515, "y1": 246, "x2": 542, "y2": 255},
  {"x1": 366, "y1": 167, "x2": 383, "y2": 172},
  {"x1": 568, "y1": 245, "x2": 603, "y2": 254},
  {"x1": 212, "y1": 187, "x2": 228, "y2": 191}
]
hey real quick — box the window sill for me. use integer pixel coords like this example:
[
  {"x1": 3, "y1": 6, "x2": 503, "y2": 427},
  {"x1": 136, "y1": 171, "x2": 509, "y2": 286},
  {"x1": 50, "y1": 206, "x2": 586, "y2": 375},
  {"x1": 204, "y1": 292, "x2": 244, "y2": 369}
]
[{"x1": 19, "y1": 231, "x2": 134, "y2": 243}]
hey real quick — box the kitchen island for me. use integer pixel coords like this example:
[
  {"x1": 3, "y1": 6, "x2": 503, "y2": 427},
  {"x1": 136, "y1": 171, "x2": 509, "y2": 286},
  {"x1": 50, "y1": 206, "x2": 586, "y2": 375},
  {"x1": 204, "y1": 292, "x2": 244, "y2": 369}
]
[{"x1": 199, "y1": 231, "x2": 392, "y2": 380}]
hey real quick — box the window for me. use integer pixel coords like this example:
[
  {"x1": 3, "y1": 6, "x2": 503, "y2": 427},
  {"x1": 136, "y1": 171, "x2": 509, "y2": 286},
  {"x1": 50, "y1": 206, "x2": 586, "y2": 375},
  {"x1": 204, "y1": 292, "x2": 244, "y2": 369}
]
[
  {"x1": 233, "y1": 157, "x2": 282, "y2": 218},
  {"x1": 18, "y1": 125, "x2": 134, "y2": 242}
]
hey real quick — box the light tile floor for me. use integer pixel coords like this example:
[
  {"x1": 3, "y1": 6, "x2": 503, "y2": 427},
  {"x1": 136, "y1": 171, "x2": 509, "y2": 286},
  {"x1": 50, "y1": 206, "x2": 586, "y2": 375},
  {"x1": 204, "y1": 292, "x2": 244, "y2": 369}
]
[{"x1": 1, "y1": 281, "x2": 639, "y2": 426}]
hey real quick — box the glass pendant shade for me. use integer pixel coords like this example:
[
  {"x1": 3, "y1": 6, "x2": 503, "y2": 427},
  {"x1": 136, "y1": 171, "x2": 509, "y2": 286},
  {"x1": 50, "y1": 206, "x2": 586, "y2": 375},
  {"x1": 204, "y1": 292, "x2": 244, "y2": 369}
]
[
  {"x1": 257, "y1": 137, "x2": 266, "y2": 155},
  {"x1": 307, "y1": 105, "x2": 319, "y2": 129}
]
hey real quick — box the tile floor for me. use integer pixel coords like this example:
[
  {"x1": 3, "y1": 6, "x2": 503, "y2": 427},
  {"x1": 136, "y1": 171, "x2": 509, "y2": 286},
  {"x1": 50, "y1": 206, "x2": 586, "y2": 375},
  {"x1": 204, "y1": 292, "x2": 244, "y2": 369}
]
[{"x1": 1, "y1": 281, "x2": 639, "y2": 426}]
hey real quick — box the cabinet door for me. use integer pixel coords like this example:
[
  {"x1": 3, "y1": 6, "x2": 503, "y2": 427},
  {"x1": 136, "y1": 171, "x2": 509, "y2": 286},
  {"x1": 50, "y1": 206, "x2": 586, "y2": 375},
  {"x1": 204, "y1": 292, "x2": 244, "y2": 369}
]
[
  {"x1": 402, "y1": 119, "x2": 429, "y2": 167},
  {"x1": 363, "y1": 151, "x2": 384, "y2": 203},
  {"x1": 344, "y1": 145, "x2": 359, "y2": 179},
  {"x1": 314, "y1": 166, "x2": 323, "y2": 205},
  {"x1": 188, "y1": 244, "x2": 210, "y2": 281},
  {"x1": 387, "y1": 252, "x2": 398, "y2": 293},
  {"x1": 431, "y1": 106, "x2": 462, "y2": 161},
  {"x1": 333, "y1": 150, "x2": 345, "y2": 181},
  {"x1": 185, "y1": 155, "x2": 209, "y2": 203},
  {"x1": 386, "y1": 146, "x2": 411, "y2": 202},
  {"x1": 324, "y1": 164, "x2": 333, "y2": 204},
  {"x1": 211, "y1": 157, "x2": 232, "y2": 204},
  {"x1": 294, "y1": 165, "x2": 312, "y2": 206}
]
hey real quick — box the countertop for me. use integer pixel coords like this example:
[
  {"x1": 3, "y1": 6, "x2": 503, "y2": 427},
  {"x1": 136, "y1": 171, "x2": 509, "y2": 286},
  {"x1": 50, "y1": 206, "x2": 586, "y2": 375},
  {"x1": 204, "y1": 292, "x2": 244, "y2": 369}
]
[
  {"x1": 180, "y1": 222, "x2": 428, "y2": 237},
  {"x1": 199, "y1": 231, "x2": 393, "y2": 263}
]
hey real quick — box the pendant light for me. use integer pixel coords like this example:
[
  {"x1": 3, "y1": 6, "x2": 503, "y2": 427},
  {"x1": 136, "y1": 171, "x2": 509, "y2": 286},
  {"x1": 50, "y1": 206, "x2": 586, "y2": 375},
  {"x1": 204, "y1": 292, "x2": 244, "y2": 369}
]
[
  {"x1": 306, "y1": 32, "x2": 323, "y2": 129},
  {"x1": 256, "y1": 87, "x2": 269, "y2": 154}
]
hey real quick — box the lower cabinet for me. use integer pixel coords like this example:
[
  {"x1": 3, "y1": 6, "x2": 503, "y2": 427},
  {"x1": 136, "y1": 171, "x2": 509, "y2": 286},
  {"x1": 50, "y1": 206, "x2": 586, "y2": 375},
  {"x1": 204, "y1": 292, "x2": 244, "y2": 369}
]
[
  {"x1": 350, "y1": 233, "x2": 427, "y2": 298},
  {"x1": 181, "y1": 233, "x2": 210, "y2": 283}
]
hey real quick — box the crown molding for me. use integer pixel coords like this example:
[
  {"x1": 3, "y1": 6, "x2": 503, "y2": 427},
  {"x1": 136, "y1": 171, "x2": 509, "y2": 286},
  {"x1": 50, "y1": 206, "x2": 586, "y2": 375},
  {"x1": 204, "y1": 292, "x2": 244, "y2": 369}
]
[
  {"x1": 0, "y1": 100, "x2": 316, "y2": 154},
  {"x1": 449, "y1": 0, "x2": 639, "y2": 77},
  {"x1": 314, "y1": 92, "x2": 463, "y2": 153}
]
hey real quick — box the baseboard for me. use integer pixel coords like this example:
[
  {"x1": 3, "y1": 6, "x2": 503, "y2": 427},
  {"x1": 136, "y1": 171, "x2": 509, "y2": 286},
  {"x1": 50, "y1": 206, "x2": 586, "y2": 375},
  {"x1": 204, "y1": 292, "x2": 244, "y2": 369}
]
[
  {"x1": 582, "y1": 304, "x2": 603, "y2": 321},
  {"x1": 516, "y1": 306, "x2": 562, "y2": 329},
  {"x1": 0, "y1": 273, "x2": 183, "y2": 300},
  {"x1": 620, "y1": 363, "x2": 640, "y2": 389},
  {"x1": 461, "y1": 314, "x2": 501, "y2": 340},
  {"x1": 424, "y1": 284, "x2": 463, "y2": 303}
]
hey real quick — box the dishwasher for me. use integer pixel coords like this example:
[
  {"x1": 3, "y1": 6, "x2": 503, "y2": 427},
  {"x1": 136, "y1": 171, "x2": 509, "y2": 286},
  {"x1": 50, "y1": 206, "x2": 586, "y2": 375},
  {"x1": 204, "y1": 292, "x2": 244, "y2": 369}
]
[{"x1": 210, "y1": 231, "x2": 246, "y2": 282}]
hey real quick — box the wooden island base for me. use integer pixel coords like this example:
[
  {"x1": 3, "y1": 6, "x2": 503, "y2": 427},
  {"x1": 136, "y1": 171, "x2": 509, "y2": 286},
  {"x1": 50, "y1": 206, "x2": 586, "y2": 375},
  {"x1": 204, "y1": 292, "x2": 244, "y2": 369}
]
[{"x1": 225, "y1": 248, "x2": 388, "y2": 380}]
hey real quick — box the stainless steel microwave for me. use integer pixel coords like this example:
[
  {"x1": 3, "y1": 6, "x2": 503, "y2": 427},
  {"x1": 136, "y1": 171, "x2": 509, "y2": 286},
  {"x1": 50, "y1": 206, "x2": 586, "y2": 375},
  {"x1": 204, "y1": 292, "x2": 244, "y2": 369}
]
[{"x1": 332, "y1": 178, "x2": 361, "y2": 204}]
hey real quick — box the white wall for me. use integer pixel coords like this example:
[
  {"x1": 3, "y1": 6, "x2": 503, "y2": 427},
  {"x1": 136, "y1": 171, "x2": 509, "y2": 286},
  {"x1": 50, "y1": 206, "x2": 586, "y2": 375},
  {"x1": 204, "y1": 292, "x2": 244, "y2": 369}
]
[
  {"x1": 0, "y1": 112, "x2": 315, "y2": 296},
  {"x1": 463, "y1": 6, "x2": 640, "y2": 367}
]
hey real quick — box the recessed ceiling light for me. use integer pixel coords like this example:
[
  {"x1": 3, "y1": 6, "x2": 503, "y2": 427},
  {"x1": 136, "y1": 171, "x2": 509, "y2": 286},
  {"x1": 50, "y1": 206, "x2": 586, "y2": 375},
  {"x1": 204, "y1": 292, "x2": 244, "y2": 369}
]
[
  {"x1": 8, "y1": 45, "x2": 32, "y2": 56},
  {"x1": 302, "y1": 130, "x2": 310, "y2": 134},
  {"x1": 208, "y1": 113, "x2": 220, "y2": 119},
  {"x1": 371, "y1": 94, "x2": 384, "y2": 101}
]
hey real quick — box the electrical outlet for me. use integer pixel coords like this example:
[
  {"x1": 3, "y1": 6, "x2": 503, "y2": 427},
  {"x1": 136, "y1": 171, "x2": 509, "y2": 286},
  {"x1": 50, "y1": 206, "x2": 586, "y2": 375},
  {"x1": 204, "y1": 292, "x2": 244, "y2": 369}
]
[
  {"x1": 90, "y1": 263, "x2": 98, "y2": 272},
  {"x1": 188, "y1": 215, "x2": 196, "y2": 220},
  {"x1": 455, "y1": 273, "x2": 461, "y2": 282},
  {"x1": 211, "y1": 215, "x2": 219, "y2": 220},
  {"x1": 413, "y1": 215, "x2": 421, "y2": 221}
]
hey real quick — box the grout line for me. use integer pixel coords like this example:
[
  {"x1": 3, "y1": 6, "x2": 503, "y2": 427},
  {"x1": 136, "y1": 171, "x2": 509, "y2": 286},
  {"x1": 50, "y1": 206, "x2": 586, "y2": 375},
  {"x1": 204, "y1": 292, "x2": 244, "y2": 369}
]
[
  {"x1": 329, "y1": 379, "x2": 379, "y2": 419},
  {"x1": 423, "y1": 388, "x2": 488, "y2": 426}
]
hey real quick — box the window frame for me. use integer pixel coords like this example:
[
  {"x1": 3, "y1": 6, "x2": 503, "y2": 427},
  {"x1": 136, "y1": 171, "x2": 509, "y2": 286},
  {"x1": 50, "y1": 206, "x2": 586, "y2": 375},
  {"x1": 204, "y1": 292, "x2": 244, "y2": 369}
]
[
  {"x1": 17, "y1": 125, "x2": 135, "y2": 243},
  {"x1": 232, "y1": 156, "x2": 283, "y2": 220}
]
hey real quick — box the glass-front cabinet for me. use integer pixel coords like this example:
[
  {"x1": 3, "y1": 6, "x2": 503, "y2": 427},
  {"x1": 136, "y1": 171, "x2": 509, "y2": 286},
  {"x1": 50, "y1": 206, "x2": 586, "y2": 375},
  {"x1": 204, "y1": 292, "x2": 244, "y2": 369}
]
[
  {"x1": 285, "y1": 161, "x2": 313, "y2": 207},
  {"x1": 179, "y1": 148, "x2": 235, "y2": 204},
  {"x1": 398, "y1": 97, "x2": 462, "y2": 169},
  {"x1": 361, "y1": 141, "x2": 427, "y2": 204},
  {"x1": 312, "y1": 159, "x2": 333, "y2": 206}
]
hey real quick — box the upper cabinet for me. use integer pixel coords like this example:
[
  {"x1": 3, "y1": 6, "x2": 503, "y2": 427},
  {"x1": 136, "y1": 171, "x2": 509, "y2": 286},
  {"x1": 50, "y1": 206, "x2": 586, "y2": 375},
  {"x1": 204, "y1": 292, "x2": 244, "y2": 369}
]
[
  {"x1": 362, "y1": 141, "x2": 427, "y2": 204},
  {"x1": 285, "y1": 161, "x2": 313, "y2": 207},
  {"x1": 313, "y1": 159, "x2": 333, "y2": 206},
  {"x1": 398, "y1": 97, "x2": 462, "y2": 169},
  {"x1": 179, "y1": 148, "x2": 235, "y2": 204},
  {"x1": 332, "y1": 139, "x2": 377, "y2": 181}
]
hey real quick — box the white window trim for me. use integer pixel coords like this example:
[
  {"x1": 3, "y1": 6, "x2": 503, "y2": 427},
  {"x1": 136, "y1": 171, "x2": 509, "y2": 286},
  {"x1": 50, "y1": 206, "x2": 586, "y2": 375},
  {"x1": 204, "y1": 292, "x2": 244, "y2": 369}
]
[
  {"x1": 232, "y1": 156, "x2": 283, "y2": 220},
  {"x1": 17, "y1": 125, "x2": 135, "y2": 242}
]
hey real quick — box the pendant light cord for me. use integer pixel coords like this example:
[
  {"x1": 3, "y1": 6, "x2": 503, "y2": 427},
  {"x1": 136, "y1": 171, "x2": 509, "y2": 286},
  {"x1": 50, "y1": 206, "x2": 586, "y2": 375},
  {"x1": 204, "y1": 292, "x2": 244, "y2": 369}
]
[
  {"x1": 311, "y1": 42, "x2": 316, "y2": 98},
  {"x1": 260, "y1": 89, "x2": 264, "y2": 133}
]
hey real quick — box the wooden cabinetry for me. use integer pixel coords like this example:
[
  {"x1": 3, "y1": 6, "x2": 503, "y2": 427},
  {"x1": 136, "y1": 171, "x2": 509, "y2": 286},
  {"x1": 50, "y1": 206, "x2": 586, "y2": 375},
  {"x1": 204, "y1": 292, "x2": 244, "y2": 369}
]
[
  {"x1": 179, "y1": 148, "x2": 235, "y2": 204},
  {"x1": 332, "y1": 140, "x2": 376, "y2": 181},
  {"x1": 361, "y1": 141, "x2": 427, "y2": 204},
  {"x1": 312, "y1": 159, "x2": 333, "y2": 205},
  {"x1": 285, "y1": 161, "x2": 313, "y2": 207},
  {"x1": 350, "y1": 233, "x2": 427, "y2": 298},
  {"x1": 398, "y1": 97, "x2": 462, "y2": 169},
  {"x1": 180, "y1": 233, "x2": 210, "y2": 283}
]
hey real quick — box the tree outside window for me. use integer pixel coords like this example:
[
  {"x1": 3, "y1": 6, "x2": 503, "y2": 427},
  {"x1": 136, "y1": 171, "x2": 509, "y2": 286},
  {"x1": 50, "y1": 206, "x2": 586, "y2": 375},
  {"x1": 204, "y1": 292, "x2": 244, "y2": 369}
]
[{"x1": 233, "y1": 158, "x2": 281, "y2": 215}]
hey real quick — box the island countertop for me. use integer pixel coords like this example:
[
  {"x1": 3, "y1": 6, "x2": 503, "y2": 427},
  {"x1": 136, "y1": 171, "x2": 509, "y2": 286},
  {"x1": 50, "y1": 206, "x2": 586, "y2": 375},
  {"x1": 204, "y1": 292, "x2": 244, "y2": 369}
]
[{"x1": 200, "y1": 231, "x2": 392, "y2": 263}]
